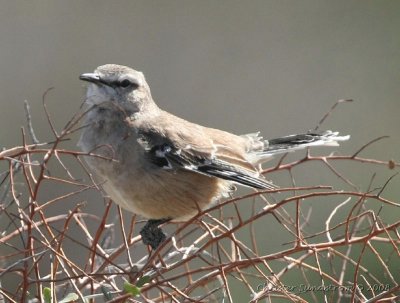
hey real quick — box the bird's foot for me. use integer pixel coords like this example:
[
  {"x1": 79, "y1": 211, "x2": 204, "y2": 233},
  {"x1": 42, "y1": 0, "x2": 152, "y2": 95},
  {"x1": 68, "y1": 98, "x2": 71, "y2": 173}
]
[{"x1": 140, "y1": 218, "x2": 170, "y2": 249}]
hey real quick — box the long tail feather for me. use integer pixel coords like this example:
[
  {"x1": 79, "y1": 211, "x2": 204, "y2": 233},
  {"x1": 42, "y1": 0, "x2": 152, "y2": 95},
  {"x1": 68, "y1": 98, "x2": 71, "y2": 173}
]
[{"x1": 261, "y1": 131, "x2": 350, "y2": 156}]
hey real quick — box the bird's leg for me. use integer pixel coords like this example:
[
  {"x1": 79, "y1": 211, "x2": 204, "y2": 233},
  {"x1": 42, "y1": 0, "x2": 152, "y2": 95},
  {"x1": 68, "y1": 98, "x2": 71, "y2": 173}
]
[{"x1": 140, "y1": 218, "x2": 171, "y2": 249}]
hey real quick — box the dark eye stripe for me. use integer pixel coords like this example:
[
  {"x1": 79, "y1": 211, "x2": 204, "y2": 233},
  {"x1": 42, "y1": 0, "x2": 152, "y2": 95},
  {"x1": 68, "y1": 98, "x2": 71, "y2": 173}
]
[
  {"x1": 120, "y1": 79, "x2": 132, "y2": 87},
  {"x1": 110, "y1": 79, "x2": 139, "y2": 89}
]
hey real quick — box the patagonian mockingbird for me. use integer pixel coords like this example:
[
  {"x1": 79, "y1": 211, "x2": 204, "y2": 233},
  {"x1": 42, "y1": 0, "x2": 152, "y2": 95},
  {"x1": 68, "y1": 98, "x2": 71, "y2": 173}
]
[{"x1": 78, "y1": 64, "x2": 349, "y2": 249}]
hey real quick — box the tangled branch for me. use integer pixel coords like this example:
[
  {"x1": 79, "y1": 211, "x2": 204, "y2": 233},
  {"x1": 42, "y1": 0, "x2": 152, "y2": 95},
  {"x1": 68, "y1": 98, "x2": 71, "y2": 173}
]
[{"x1": 0, "y1": 96, "x2": 399, "y2": 302}]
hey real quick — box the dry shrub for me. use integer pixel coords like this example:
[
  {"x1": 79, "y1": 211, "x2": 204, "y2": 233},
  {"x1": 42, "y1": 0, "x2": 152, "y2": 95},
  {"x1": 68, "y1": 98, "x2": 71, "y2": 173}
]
[{"x1": 1, "y1": 95, "x2": 399, "y2": 302}]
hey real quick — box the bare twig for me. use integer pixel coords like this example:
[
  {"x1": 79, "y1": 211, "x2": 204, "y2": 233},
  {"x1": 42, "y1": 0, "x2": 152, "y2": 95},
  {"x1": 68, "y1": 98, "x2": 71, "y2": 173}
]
[{"x1": 1, "y1": 97, "x2": 399, "y2": 302}]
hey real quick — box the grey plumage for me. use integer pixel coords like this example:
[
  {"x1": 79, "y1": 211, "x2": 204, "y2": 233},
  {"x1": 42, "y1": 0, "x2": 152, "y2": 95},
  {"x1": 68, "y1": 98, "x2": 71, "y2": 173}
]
[{"x1": 78, "y1": 64, "x2": 349, "y2": 223}]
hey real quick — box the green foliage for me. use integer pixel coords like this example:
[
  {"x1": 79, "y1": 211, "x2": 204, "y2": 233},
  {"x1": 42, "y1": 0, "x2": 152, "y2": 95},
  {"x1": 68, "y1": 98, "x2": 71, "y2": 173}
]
[
  {"x1": 43, "y1": 287, "x2": 52, "y2": 303},
  {"x1": 123, "y1": 282, "x2": 141, "y2": 297},
  {"x1": 136, "y1": 275, "x2": 151, "y2": 287}
]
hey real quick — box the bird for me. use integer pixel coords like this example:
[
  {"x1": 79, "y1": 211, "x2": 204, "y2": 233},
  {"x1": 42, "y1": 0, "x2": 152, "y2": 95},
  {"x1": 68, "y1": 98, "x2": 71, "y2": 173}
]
[{"x1": 78, "y1": 64, "x2": 349, "y2": 249}]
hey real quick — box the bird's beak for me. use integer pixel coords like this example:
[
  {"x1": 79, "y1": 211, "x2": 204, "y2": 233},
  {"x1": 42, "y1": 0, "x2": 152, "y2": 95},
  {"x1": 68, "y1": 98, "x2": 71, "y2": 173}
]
[{"x1": 79, "y1": 73, "x2": 102, "y2": 84}]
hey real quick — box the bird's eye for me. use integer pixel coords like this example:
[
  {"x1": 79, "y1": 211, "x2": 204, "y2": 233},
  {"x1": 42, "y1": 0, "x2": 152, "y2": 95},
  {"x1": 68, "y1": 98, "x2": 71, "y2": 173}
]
[{"x1": 119, "y1": 79, "x2": 133, "y2": 88}]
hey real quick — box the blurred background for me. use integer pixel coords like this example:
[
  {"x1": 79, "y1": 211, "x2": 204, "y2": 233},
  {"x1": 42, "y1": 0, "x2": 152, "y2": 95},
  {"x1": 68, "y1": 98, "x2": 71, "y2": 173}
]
[{"x1": 0, "y1": 1, "x2": 399, "y2": 301}]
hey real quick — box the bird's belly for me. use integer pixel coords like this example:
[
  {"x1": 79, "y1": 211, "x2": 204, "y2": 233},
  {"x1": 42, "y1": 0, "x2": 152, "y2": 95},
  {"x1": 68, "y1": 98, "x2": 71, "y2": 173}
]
[{"x1": 101, "y1": 167, "x2": 232, "y2": 221}]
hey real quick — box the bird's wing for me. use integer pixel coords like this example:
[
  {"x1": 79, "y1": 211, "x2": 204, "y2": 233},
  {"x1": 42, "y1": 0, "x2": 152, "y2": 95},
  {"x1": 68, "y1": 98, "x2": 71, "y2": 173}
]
[{"x1": 135, "y1": 115, "x2": 276, "y2": 190}]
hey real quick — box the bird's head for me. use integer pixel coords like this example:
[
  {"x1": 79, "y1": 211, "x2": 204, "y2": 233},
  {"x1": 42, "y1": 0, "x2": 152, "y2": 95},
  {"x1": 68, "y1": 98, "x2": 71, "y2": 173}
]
[{"x1": 80, "y1": 64, "x2": 157, "y2": 115}]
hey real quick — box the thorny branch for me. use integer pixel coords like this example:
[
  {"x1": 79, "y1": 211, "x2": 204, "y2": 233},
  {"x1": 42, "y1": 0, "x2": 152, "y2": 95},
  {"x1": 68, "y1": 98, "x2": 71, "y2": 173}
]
[{"x1": 0, "y1": 97, "x2": 399, "y2": 303}]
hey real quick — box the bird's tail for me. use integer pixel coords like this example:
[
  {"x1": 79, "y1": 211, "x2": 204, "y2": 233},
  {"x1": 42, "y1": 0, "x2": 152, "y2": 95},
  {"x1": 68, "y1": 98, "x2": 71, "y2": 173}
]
[{"x1": 260, "y1": 130, "x2": 350, "y2": 157}]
